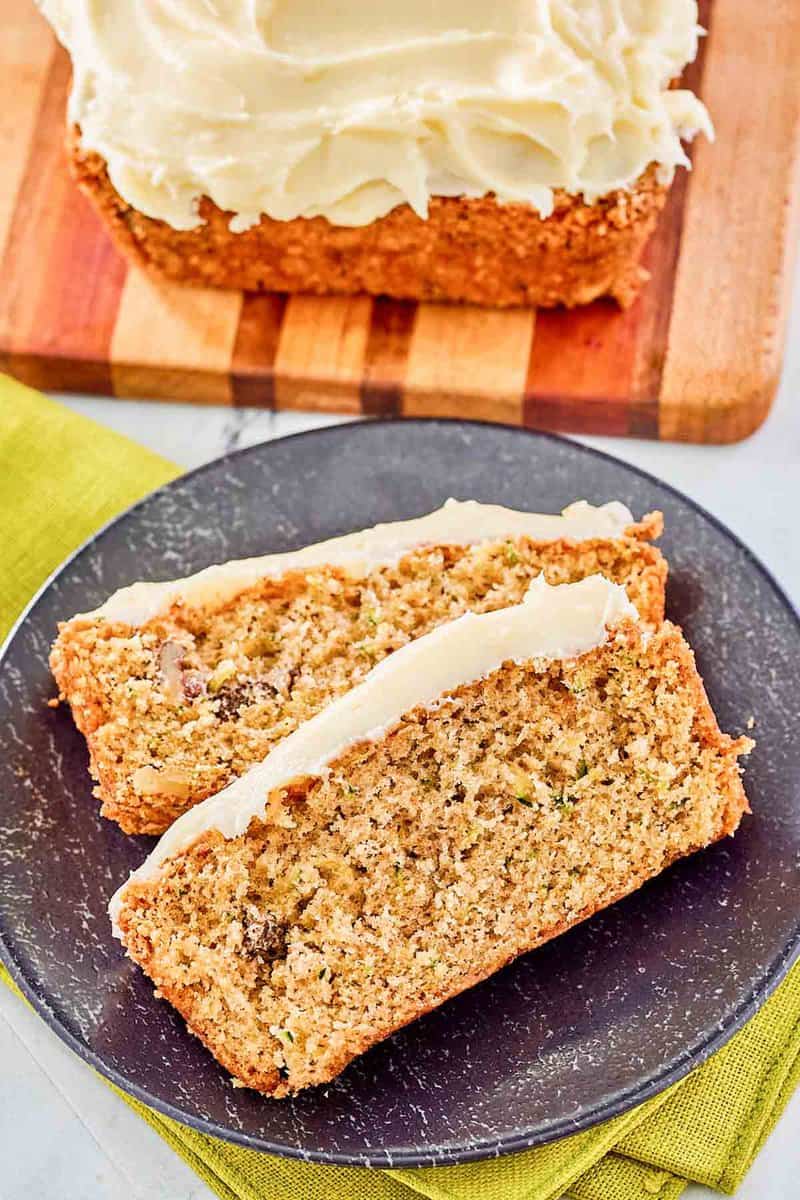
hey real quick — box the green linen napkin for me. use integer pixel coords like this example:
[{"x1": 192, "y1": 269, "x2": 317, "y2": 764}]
[{"x1": 2, "y1": 373, "x2": 799, "y2": 1200}]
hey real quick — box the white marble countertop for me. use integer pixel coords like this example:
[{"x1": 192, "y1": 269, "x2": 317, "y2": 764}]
[{"x1": 3, "y1": 267, "x2": 800, "y2": 1198}]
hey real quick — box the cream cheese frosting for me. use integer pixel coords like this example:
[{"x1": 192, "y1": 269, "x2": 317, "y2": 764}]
[
  {"x1": 78, "y1": 498, "x2": 635, "y2": 626},
  {"x1": 39, "y1": 0, "x2": 712, "y2": 230},
  {"x1": 110, "y1": 573, "x2": 637, "y2": 928}
]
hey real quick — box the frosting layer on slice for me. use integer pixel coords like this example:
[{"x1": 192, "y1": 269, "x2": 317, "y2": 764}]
[
  {"x1": 80, "y1": 498, "x2": 635, "y2": 626},
  {"x1": 110, "y1": 573, "x2": 637, "y2": 925}
]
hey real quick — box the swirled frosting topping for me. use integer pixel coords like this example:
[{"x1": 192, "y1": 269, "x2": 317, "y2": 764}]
[{"x1": 39, "y1": 0, "x2": 712, "y2": 230}]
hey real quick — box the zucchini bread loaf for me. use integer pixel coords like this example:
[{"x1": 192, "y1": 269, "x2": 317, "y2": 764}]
[
  {"x1": 39, "y1": 1, "x2": 712, "y2": 308},
  {"x1": 70, "y1": 142, "x2": 667, "y2": 309},
  {"x1": 51, "y1": 500, "x2": 666, "y2": 835},
  {"x1": 111, "y1": 576, "x2": 751, "y2": 1096}
]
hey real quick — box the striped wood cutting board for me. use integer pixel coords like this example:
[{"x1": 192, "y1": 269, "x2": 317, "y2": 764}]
[{"x1": 1, "y1": 0, "x2": 799, "y2": 442}]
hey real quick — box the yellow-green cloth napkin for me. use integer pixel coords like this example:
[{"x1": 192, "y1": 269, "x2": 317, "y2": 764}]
[{"x1": 2, "y1": 374, "x2": 800, "y2": 1200}]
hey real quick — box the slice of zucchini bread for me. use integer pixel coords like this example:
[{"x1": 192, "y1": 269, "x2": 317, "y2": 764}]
[
  {"x1": 111, "y1": 575, "x2": 751, "y2": 1096},
  {"x1": 51, "y1": 500, "x2": 666, "y2": 836}
]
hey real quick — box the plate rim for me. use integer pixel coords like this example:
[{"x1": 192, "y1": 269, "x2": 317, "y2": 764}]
[{"x1": 1, "y1": 415, "x2": 799, "y2": 1168}]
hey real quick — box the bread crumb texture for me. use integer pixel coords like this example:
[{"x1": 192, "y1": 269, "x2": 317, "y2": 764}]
[
  {"x1": 51, "y1": 528, "x2": 666, "y2": 834},
  {"x1": 116, "y1": 620, "x2": 751, "y2": 1096}
]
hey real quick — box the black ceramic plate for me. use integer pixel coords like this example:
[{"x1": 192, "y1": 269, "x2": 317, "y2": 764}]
[{"x1": 1, "y1": 420, "x2": 799, "y2": 1168}]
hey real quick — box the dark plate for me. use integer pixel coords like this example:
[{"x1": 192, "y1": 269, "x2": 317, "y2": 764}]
[{"x1": 1, "y1": 419, "x2": 799, "y2": 1168}]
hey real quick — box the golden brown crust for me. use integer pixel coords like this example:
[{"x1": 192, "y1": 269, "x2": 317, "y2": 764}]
[
  {"x1": 67, "y1": 128, "x2": 668, "y2": 309},
  {"x1": 627, "y1": 511, "x2": 664, "y2": 543},
  {"x1": 658, "y1": 623, "x2": 752, "y2": 837}
]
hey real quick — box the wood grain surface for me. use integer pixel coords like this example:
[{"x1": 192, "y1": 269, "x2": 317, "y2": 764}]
[{"x1": 1, "y1": 0, "x2": 798, "y2": 442}]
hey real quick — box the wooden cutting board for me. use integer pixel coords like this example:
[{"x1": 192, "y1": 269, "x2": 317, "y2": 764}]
[{"x1": 1, "y1": 1, "x2": 799, "y2": 442}]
